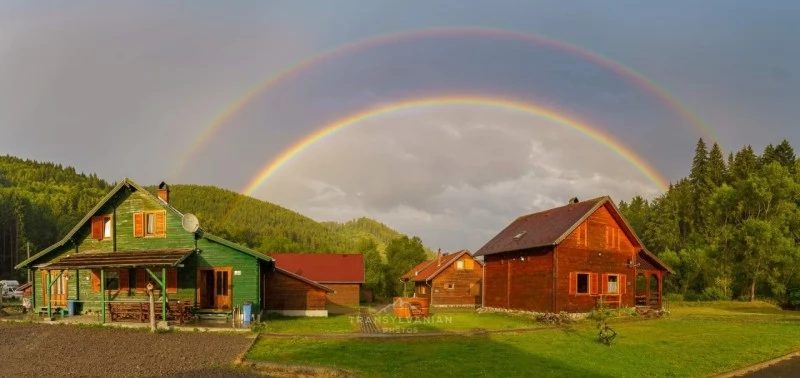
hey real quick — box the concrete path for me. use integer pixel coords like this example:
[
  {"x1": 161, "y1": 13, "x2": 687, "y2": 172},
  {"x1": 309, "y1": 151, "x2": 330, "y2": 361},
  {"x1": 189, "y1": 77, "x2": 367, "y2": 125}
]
[{"x1": 739, "y1": 355, "x2": 800, "y2": 378}]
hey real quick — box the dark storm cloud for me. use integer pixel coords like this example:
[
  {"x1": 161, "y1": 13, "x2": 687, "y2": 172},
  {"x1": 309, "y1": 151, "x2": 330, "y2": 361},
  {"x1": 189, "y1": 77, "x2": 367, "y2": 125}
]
[{"x1": 2, "y1": 0, "x2": 799, "y2": 250}]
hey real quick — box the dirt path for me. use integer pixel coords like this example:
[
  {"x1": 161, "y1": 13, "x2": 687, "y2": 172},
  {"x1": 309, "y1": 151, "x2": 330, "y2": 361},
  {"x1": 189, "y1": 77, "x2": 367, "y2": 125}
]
[{"x1": 0, "y1": 323, "x2": 259, "y2": 377}]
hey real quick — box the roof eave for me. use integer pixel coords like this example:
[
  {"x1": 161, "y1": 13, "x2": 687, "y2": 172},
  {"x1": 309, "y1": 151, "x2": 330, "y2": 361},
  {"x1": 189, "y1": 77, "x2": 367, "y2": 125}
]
[{"x1": 474, "y1": 243, "x2": 556, "y2": 257}]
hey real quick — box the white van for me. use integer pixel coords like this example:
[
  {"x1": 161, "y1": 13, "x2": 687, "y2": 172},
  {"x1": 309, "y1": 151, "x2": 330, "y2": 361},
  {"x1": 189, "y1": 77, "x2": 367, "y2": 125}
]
[
  {"x1": 1, "y1": 285, "x2": 23, "y2": 300},
  {"x1": 0, "y1": 280, "x2": 20, "y2": 288}
]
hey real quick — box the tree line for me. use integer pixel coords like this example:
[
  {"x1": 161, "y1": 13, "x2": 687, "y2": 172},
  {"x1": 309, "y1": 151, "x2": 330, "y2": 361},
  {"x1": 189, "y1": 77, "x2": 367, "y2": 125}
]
[{"x1": 619, "y1": 139, "x2": 800, "y2": 303}]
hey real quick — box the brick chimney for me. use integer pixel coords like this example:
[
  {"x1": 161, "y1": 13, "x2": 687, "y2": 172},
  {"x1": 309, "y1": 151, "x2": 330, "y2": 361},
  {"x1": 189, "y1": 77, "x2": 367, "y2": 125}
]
[
  {"x1": 437, "y1": 248, "x2": 442, "y2": 266},
  {"x1": 157, "y1": 182, "x2": 170, "y2": 204}
]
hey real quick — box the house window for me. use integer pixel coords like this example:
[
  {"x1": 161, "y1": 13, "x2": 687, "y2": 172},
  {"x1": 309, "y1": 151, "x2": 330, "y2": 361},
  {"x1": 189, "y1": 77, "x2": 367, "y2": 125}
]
[
  {"x1": 456, "y1": 260, "x2": 464, "y2": 270},
  {"x1": 92, "y1": 215, "x2": 113, "y2": 240},
  {"x1": 105, "y1": 271, "x2": 119, "y2": 291},
  {"x1": 133, "y1": 211, "x2": 166, "y2": 238},
  {"x1": 445, "y1": 283, "x2": 455, "y2": 290},
  {"x1": 145, "y1": 213, "x2": 155, "y2": 235},
  {"x1": 103, "y1": 217, "x2": 112, "y2": 238},
  {"x1": 577, "y1": 273, "x2": 589, "y2": 294},
  {"x1": 418, "y1": 286, "x2": 426, "y2": 295},
  {"x1": 607, "y1": 275, "x2": 619, "y2": 294}
]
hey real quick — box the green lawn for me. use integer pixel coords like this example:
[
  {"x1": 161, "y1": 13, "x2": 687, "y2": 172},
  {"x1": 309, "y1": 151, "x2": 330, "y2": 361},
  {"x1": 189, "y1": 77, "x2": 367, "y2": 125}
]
[
  {"x1": 375, "y1": 310, "x2": 544, "y2": 333},
  {"x1": 260, "y1": 314, "x2": 358, "y2": 334},
  {"x1": 260, "y1": 309, "x2": 542, "y2": 334},
  {"x1": 248, "y1": 302, "x2": 800, "y2": 377}
]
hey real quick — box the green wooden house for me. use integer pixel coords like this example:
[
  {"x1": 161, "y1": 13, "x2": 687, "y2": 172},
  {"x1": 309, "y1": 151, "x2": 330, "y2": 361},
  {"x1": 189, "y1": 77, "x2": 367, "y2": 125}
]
[{"x1": 14, "y1": 179, "x2": 273, "y2": 322}]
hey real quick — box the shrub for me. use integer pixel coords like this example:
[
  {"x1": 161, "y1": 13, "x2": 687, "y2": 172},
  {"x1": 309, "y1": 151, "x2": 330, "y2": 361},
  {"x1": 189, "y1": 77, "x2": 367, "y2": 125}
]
[
  {"x1": 664, "y1": 293, "x2": 684, "y2": 302},
  {"x1": 684, "y1": 291, "x2": 701, "y2": 301},
  {"x1": 700, "y1": 287, "x2": 727, "y2": 301}
]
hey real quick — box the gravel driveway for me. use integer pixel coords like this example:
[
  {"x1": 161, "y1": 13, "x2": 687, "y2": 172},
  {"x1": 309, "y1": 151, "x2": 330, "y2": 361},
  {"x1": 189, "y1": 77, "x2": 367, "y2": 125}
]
[{"x1": 0, "y1": 322, "x2": 261, "y2": 377}]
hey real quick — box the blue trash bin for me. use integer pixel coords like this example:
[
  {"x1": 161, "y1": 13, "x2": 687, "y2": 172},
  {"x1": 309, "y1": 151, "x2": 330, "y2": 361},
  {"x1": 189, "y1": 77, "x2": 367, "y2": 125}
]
[
  {"x1": 67, "y1": 300, "x2": 75, "y2": 316},
  {"x1": 242, "y1": 302, "x2": 252, "y2": 326}
]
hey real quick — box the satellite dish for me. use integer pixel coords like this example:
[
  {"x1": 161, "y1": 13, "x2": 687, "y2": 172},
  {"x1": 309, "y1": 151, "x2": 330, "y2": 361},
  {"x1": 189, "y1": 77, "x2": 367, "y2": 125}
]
[{"x1": 181, "y1": 213, "x2": 201, "y2": 233}]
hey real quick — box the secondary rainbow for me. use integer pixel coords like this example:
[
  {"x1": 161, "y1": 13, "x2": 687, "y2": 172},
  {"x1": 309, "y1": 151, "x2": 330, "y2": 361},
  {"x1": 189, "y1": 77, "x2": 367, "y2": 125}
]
[
  {"x1": 169, "y1": 26, "x2": 716, "y2": 180},
  {"x1": 221, "y1": 96, "x2": 670, "y2": 223}
]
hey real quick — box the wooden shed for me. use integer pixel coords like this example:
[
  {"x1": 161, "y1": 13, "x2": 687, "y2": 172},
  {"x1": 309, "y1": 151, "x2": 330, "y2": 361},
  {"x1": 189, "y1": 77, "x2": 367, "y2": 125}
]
[
  {"x1": 14, "y1": 179, "x2": 274, "y2": 322},
  {"x1": 269, "y1": 253, "x2": 364, "y2": 314},
  {"x1": 262, "y1": 267, "x2": 333, "y2": 317},
  {"x1": 474, "y1": 196, "x2": 673, "y2": 313},
  {"x1": 401, "y1": 249, "x2": 483, "y2": 307}
]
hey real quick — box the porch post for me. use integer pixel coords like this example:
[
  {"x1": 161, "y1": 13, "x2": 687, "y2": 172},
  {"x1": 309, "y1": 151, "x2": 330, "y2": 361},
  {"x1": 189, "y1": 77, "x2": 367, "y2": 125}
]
[
  {"x1": 658, "y1": 272, "x2": 663, "y2": 307},
  {"x1": 46, "y1": 270, "x2": 52, "y2": 319},
  {"x1": 161, "y1": 268, "x2": 167, "y2": 322},
  {"x1": 100, "y1": 269, "x2": 106, "y2": 323}
]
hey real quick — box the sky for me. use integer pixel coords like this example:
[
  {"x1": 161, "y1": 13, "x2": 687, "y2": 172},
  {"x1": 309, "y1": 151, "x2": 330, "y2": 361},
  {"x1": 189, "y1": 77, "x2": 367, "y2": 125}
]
[{"x1": 2, "y1": 1, "x2": 800, "y2": 252}]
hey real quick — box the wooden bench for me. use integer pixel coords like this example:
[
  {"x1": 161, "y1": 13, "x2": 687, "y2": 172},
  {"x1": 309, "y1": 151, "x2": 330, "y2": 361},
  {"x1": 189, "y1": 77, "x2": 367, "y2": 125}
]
[
  {"x1": 107, "y1": 300, "x2": 193, "y2": 324},
  {"x1": 108, "y1": 302, "x2": 147, "y2": 322}
]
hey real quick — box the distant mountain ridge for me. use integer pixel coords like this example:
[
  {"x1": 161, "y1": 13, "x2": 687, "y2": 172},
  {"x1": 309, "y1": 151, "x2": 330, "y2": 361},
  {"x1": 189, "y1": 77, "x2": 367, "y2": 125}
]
[{"x1": 0, "y1": 155, "x2": 429, "y2": 272}]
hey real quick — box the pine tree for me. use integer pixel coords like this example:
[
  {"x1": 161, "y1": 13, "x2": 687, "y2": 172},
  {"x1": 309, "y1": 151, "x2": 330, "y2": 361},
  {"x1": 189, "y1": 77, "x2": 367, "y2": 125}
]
[
  {"x1": 707, "y1": 143, "x2": 727, "y2": 187},
  {"x1": 774, "y1": 139, "x2": 797, "y2": 173},
  {"x1": 731, "y1": 145, "x2": 758, "y2": 182},
  {"x1": 689, "y1": 139, "x2": 711, "y2": 235}
]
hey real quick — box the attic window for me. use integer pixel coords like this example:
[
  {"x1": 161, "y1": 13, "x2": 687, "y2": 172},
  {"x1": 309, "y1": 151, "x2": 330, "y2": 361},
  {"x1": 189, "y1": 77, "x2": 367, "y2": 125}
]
[{"x1": 513, "y1": 231, "x2": 527, "y2": 241}]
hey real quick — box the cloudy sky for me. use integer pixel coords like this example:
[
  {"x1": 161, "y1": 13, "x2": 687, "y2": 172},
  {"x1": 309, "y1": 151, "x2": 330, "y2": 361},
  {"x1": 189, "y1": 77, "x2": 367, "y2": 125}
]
[{"x1": 2, "y1": 1, "x2": 799, "y2": 251}]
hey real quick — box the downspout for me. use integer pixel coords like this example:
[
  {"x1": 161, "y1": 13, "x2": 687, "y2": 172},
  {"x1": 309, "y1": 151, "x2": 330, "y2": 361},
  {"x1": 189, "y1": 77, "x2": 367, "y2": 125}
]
[
  {"x1": 481, "y1": 260, "x2": 485, "y2": 308},
  {"x1": 552, "y1": 245, "x2": 557, "y2": 313},
  {"x1": 425, "y1": 278, "x2": 433, "y2": 306},
  {"x1": 112, "y1": 206, "x2": 117, "y2": 252}
]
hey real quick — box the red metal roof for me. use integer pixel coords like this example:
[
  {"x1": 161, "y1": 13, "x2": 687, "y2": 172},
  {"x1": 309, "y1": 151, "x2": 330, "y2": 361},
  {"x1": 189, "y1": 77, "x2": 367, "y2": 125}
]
[
  {"x1": 474, "y1": 197, "x2": 607, "y2": 257},
  {"x1": 269, "y1": 253, "x2": 365, "y2": 283}
]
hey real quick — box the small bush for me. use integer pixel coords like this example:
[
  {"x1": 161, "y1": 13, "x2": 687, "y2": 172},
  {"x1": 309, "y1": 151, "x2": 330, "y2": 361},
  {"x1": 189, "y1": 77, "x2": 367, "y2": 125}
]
[
  {"x1": 700, "y1": 287, "x2": 727, "y2": 301},
  {"x1": 684, "y1": 291, "x2": 701, "y2": 301},
  {"x1": 664, "y1": 293, "x2": 684, "y2": 302}
]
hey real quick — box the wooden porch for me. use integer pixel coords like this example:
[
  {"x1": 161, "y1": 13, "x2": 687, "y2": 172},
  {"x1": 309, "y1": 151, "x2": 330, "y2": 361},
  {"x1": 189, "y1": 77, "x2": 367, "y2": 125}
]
[
  {"x1": 634, "y1": 270, "x2": 664, "y2": 310},
  {"x1": 34, "y1": 249, "x2": 195, "y2": 323}
]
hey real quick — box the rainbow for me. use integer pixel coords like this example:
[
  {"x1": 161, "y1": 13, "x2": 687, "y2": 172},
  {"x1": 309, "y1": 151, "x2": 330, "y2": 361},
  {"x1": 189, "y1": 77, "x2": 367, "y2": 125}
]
[
  {"x1": 169, "y1": 26, "x2": 716, "y2": 180},
  {"x1": 220, "y1": 96, "x2": 670, "y2": 223}
]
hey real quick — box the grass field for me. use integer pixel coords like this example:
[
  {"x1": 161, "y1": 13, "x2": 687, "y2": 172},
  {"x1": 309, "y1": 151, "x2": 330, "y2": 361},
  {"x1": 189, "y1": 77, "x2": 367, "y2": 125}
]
[
  {"x1": 248, "y1": 302, "x2": 800, "y2": 377},
  {"x1": 261, "y1": 309, "x2": 544, "y2": 334}
]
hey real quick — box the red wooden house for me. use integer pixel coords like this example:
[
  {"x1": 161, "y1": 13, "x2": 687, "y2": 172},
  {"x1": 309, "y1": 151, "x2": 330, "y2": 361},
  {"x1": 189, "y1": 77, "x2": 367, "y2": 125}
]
[
  {"x1": 269, "y1": 253, "x2": 364, "y2": 314},
  {"x1": 474, "y1": 196, "x2": 672, "y2": 313},
  {"x1": 401, "y1": 249, "x2": 483, "y2": 307}
]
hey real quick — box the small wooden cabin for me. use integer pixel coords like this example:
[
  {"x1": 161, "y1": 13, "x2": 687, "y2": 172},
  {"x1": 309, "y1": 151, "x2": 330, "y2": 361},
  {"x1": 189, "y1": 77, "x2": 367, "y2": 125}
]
[
  {"x1": 262, "y1": 267, "x2": 333, "y2": 317},
  {"x1": 401, "y1": 249, "x2": 483, "y2": 307},
  {"x1": 269, "y1": 253, "x2": 364, "y2": 314},
  {"x1": 14, "y1": 179, "x2": 274, "y2": 322},
  {"x1": 474, "y1": 196, "x2": 672, "y2": 313}
]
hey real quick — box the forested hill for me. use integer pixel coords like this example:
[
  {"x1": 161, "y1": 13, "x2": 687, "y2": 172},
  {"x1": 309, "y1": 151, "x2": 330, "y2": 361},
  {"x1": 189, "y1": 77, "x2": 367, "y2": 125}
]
[
  {"x1": 0, "y1": 154, "x2": 429, "y2": 263},
  {"x1": 0, "y1": 155, "x2": 112, "y2": 252},
  {"x1": 618, "y1": 139, "x2": 800, "y2": 304},
  {"x1": 321, "y1": 217, "x2": 435, "y2": 256},
  {"x1": 156, "y1": 184, "x2": 415, "y2": 253}
]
